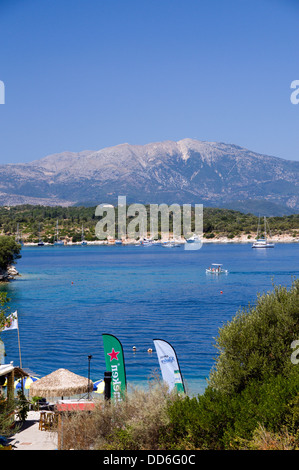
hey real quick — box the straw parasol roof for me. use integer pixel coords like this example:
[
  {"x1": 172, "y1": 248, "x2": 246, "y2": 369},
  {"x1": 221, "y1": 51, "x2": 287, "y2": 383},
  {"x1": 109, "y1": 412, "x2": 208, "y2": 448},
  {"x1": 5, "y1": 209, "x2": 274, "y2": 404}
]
[{"x1": 29, "y1": 368, "x2": 93, "y2": 399}]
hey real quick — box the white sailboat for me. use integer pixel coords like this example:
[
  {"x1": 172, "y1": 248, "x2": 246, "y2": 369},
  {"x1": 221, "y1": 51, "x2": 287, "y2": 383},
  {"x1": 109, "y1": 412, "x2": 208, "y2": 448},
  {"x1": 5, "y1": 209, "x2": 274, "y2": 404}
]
[
  {"x1": 81, "y1": 225, "x2": 87, "y2": 245},
  {"x1": 54, "y1": 220, "x2": 64, "y2": 245},
  {"x1": 252, "y1": 216, "x2": 274, "y2": 248},
  {"x1": 15, "y1": 224, "x2": 24, "y2": 245},
  {"x1": 38, "y1": 223, "x2": 44, "y2": 246}
]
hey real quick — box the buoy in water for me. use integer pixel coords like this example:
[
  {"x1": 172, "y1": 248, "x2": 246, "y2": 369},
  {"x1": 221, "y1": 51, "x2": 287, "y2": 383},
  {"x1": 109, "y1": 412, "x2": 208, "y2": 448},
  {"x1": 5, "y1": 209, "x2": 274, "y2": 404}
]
[
  {"x1": 147, "y1": 348, "x2": 153, "y2": 353},
  {"x1": 220, "y1": 291, "x2": 223, "y2": 294}
]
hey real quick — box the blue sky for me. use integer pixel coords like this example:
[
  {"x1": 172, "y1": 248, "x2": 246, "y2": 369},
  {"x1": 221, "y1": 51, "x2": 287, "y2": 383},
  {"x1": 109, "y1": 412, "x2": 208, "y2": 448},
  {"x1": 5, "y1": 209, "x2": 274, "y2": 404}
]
[{"x1": 0, "y1": 0, "x2": 298, "y2": 164}]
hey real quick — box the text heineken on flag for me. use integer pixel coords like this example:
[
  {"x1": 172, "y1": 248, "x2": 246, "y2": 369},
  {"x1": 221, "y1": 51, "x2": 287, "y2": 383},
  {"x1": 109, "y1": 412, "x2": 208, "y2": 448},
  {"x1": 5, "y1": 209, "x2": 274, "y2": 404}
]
[{"x1": 102, "y1": 334, "x2": 126, "y2": 401}]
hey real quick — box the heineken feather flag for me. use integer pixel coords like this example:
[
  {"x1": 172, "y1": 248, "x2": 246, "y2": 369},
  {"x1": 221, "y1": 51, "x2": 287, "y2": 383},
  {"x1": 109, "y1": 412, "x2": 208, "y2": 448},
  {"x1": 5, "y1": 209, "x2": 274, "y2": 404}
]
[
  {"x1": 102, "y1": 334, "x2": 127, "y2": 401},
  {"x1": 153, "y1": 339, "x2": 185, "y2": 394}
]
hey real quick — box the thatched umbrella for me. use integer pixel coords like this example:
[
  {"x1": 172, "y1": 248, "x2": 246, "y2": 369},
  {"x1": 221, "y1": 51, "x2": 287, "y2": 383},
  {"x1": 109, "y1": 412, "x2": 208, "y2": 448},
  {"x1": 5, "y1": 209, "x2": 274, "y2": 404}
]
[{"x1": 29, "y1": 368, "x2": 93, "y2": 399}]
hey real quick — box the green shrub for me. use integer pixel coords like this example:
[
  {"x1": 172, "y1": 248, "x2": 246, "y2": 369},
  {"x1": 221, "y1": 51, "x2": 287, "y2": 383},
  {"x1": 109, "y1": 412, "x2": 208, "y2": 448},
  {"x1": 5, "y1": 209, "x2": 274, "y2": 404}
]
[
  {"x1": 164, "y1": 370, "x2": 299, "y2": 449},
  {"x1": 209, "y1": 280, "x2": 299, "y2": 394},
  {"x1": 0, "y1": 236, "x2": 21, "y2": 271}
]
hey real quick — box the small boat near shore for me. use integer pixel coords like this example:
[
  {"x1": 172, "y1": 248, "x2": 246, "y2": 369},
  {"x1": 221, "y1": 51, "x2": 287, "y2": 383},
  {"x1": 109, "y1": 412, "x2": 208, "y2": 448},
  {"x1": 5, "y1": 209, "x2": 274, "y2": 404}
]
[
  {"x1": 186, "y1": 234, "x2": 201, "y2": 243},
  {"x1": 162, "y1": 240, "x2": 181, "y2": 248},
  {"x1": 81, "y1": 225, "x2": 87, "y2": 245},
  {"x1": 141, "y1": 237, "x2": 154, "y2": 246},
  {"x1": 54, "y1": 220, "x2": 64, "y2": 245},
  {"x1": 206, "y1": 263, "x2": 228, "y2": 274},
  {"x1": 38, "y1": 224, "x2": 44, "y2": 246}
]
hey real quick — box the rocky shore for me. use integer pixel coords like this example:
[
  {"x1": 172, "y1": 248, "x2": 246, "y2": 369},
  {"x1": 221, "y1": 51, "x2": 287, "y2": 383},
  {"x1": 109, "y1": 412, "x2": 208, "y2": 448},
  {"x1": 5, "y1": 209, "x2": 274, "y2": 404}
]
[{"x1": 0, "y1": 265, "x2": 19, "y2": 282}]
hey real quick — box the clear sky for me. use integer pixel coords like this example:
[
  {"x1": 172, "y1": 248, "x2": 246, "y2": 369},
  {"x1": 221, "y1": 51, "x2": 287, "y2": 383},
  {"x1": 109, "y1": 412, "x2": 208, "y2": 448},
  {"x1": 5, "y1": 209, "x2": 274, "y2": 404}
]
[{"x1": 0, "y1": 0, "x2": 299, "y2": 164}]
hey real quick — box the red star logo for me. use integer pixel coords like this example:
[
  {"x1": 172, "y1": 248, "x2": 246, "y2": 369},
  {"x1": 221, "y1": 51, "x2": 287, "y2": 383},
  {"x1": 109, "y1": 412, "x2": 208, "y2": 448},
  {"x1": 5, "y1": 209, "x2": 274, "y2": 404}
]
[{"x1": 107, "y1": 348, "x2": 120, "y2": 362}]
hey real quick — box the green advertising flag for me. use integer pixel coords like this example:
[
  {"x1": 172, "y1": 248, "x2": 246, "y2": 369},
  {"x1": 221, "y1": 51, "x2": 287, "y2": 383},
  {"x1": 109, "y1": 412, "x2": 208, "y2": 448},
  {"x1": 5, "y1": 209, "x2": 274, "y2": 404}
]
[{"x1": 102, "y1": 334, "x2": 127, "y2": 401}]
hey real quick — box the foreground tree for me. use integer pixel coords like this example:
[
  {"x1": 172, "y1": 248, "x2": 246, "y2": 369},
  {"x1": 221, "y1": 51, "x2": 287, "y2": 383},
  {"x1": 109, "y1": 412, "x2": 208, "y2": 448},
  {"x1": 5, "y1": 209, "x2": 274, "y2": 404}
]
[
  {"x1": 208, "y1": 279, "x2": 299, "y2": 394},
  {"x1": 0, "y1": 292, "x2": 11, "y2": 332},
  {"x1": 0, "y1": 236, "x2": 21, "y2": 274}
]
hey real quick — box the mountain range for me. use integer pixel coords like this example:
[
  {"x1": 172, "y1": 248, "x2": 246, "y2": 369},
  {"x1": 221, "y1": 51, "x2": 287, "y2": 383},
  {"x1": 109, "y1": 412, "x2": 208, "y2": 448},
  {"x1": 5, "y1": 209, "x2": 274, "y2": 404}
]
[{"x1": 0, "y1": 138, "x2": 298, "y2": 215}]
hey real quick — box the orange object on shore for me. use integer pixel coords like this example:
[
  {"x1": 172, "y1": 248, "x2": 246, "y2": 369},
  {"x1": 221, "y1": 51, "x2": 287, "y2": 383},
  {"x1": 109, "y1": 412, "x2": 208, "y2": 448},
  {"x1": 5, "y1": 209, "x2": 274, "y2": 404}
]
[{"x1": 55, "y1": 401, "x2": 95, "y2": 412}]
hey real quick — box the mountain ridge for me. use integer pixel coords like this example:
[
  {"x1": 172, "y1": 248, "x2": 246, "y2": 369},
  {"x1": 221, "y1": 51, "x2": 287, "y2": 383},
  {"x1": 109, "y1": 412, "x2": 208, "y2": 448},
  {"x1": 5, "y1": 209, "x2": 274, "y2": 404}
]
[{"x1": 0, "y1": 138, "x2": 298, "y2": 214}]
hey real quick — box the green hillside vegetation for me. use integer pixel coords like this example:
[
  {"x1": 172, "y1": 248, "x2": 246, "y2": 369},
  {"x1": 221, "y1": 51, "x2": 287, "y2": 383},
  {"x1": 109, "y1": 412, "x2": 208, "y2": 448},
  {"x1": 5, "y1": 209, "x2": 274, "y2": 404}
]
[{"x1": 0, "y1": 204, "x2": 298, "y2": 242}]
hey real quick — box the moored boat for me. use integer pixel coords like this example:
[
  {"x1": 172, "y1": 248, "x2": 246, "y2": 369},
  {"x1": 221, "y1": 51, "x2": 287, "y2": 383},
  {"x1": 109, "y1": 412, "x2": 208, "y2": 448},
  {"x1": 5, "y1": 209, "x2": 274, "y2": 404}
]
[
  {"x1": 38, "y1": 223, "x2": 44, "y2": 246},
  {"x1": 162, "y1": 240, "x2": 181, "y2": 248},
  {"x1": 81, "y1": 224, "x2": 87, "y2": 245},
  {"x1": 186, "y1": 234, "x2": 201, "y2": 243},
  {"x1": 54, "y1": 220, "x2": 64, "y2": 245},
  {"x1": 141, "y1": 237, "x2": 154, "y2": 246},
  {"x1": 252, "y1": 216, "x2": 274, "y2": 248}
]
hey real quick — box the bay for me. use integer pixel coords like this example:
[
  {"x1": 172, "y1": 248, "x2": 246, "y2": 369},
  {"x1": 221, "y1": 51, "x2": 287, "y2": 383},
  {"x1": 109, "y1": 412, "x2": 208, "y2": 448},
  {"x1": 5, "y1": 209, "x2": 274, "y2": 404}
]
[{"x1": 1, "y1": 242, "x2": 298, "y2": 396}]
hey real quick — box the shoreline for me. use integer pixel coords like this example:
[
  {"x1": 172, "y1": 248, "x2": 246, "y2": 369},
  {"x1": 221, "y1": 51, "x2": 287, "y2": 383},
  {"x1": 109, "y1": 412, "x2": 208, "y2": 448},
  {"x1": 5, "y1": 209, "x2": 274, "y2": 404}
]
[{"x1": 21, "y1": 234, "x2": 299, "y2": 246}]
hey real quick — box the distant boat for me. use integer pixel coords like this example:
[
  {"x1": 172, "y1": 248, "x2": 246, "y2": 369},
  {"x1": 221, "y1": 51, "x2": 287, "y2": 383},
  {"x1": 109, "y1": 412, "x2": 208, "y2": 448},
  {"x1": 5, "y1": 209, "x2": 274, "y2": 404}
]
[
  {"x1": 162, "y1": 240, "x2": 181, "y2": 248},
  {"x1": 54, "y1": 220, "x2": 64, "y2": 245},
  {"x1": 186, "y1": 234, "x2": 201, "y2": 243},
  {"x1": 115, "y1": 239, "x2": 122, "y2": 245},
  {"x1": 206, "y1": 263, "x2": 228, "y2": 274},
  {"x1": 252, "y1": 216, "x2": 274, "y2": 248},
  {"x1": 141, "y1": 237, "x2": 153, "y2": 246},
  {"x1": 38, "y1": 224, "x2": 44, "y2": 246},
  {"x1": 81, "y1": 225, "x2": 87, "y2": 245},
  {"x1": 15, "y1": 224, "x2": 24, "y2": 245}
]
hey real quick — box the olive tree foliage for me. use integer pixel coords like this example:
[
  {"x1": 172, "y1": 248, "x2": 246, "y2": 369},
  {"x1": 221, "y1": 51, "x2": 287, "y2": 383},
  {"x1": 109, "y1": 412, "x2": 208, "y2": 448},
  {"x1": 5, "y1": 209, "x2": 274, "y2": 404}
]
[
  {"x1": 0, "y1": 236, "x2": 21, "y2": 271},
  {"x1": 0, "y1": 292, "x2": 12, "y2": 333},
  {"x1": 208, "y1": 279, "x2": 299, "y2": 394}
]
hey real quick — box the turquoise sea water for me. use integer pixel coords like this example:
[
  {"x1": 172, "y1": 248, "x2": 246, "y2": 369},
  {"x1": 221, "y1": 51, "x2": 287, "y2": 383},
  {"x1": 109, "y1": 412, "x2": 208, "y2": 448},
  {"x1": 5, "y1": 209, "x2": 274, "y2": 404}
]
[{"x1": 1, "y1": 243, "x2": 299, "y2": 396}]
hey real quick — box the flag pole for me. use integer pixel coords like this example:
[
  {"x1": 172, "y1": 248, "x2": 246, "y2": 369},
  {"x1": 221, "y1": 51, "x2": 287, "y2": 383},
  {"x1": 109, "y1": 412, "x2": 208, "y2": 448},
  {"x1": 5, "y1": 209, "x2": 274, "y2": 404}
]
[
  {"x1": 17, "y1": 324, "x2": 22, "y2": 369},
  {"x1": 14, "y1": 311, "x2": 22, "y2": 369},
  {"x1": 2, "y1": 310, "x2": 22, "y2": 368}
]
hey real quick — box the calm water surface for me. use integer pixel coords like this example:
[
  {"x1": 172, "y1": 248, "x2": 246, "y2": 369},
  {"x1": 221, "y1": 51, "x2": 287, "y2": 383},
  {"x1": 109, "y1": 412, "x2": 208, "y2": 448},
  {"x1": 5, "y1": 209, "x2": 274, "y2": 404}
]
[{"x1": 1, "y1": 243, "x2": 298, "y2": 395}]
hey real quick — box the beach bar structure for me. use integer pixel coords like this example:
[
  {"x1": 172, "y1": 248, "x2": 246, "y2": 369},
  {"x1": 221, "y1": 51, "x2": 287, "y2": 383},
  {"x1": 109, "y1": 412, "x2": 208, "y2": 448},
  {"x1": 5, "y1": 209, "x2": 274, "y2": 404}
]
[
  {"x1": 0, "y1": 362, "x2": 29, "y2": 430},
  {"x1": 0, "y1": 362, "x2": 29, "y2": 402}
]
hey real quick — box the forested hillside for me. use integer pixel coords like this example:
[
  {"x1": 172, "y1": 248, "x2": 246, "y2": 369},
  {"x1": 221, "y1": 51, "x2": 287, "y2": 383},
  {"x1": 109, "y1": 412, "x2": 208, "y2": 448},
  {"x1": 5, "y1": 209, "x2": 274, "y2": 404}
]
[{"x1": 0, "y1": 205, "x2": 298, "y2": 242}]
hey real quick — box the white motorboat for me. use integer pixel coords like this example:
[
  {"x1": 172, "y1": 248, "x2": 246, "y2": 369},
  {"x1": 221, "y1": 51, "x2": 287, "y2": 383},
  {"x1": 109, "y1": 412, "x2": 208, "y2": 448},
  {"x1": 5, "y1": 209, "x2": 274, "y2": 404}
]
[
  {"x1": 252, "y1": 216, "x2": 274, "y2": 248},
  {"x1": 162, "y1": 240, "x2": 181, "y2": 248},
  {"x1": 206, "y1": 263, "x2": 228, "y2": 274},
  {"x1": 252, "y1": 239, "x2": 274, "y2": 248},
  {"x1": 141, "y1": 237, "x2": 153, "y2": 246},
  {"x1": 186, "y1": 234, "x2": 201, "y2": 243}
]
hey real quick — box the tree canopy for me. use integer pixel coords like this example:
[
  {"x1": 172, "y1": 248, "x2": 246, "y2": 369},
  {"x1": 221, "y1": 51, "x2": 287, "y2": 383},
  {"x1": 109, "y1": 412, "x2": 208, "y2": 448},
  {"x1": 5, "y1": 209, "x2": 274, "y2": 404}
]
[
  {"x1": 208, "y1": 279, "x2": 299, "y2": 394},
  {"x1": 0, "y1": 236, "x2": 22, "y2": 271}
]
